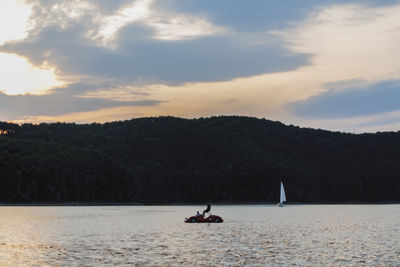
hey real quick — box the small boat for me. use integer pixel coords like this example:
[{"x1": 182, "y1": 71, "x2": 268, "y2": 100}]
[
  {"x1": 277, "y1": 181, "x2": 286, "y2": 207},
  {"x1": 185, "y1": 204, "x2": 223, "y2": 223},
  {"x1": 185, "y1": 214, "x2": 223, "y2": 223}
]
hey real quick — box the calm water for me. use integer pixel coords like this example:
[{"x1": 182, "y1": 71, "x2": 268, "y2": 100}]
[{"x1": 0, "y1": 205, "x2": 399, "y2": 266}]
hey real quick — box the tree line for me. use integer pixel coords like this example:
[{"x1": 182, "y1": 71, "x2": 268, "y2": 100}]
[{"x1": 1, "y1": 116, "x2": 400, "y2": 203}]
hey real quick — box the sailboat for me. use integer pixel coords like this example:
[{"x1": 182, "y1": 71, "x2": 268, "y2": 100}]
[{"x1": 277, "y1": 181, "x2": 286, "y2": 207}]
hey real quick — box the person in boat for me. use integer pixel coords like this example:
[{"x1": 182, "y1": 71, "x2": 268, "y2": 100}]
[
  {"x1": 196, "y1": 211, "x2": 202, "y2": 217},
  {"x1": 201, "y1": 204, "x2": 211, "y2": 217}
]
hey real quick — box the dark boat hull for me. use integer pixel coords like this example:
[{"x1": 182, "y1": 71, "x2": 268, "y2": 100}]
[{"x1": 185, "y1": 215, "x2": 223, "y2": 223}]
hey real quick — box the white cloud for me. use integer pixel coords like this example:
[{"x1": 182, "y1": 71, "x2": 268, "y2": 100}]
[
  {"x1": 50, "y1": 1, "x2": 95, "y2": 21},
  {"x1": 25, "y1": 0, "x2": 97, "y2": 31},
  {"x1": 0, "y1": 0, "x2": 32, "y2": 45},
  {"x1": 96, "y1": 0, "x2": 225, "y2": 47},
  {"x1": 97, "y1": 0, "x2": 151, "y2": 44},
  {"x1": 24, "y1": 0, "x2": 225, "y2": 48}
]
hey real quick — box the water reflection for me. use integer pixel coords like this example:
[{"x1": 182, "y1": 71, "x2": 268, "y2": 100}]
[
  {"x1": 0, "y1": 205, "x2": 399, "y2": 265},
  {"x1": 0, "y1": 207, "x2": 64, "y2": 265}
]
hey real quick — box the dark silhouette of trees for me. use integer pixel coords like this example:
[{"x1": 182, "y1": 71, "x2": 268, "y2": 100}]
[{"x1": 1, "y1": 116, "x2": 400, "y2": 203}]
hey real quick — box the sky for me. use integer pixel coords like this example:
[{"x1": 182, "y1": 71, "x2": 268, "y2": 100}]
[{"x1": 1, "y1": 0, "x2": 400, "y2": 132}]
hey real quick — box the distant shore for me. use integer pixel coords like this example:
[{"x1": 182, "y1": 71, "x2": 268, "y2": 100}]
[
  {"x1": 1, "y1": 201, "x2": 400, "y2": 206},
  {"x1": 3, "y1": 116, "x2": 400, "y2": 204}
]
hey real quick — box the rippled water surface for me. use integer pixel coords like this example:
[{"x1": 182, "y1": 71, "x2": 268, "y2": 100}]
[{"x1": 0, "y1": 205, "x2": 400, "y2": 266}]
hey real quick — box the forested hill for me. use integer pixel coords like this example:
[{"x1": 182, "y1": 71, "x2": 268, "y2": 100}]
[{"x1": 1, "y1": 116, "x2": 400, "y2": 203}]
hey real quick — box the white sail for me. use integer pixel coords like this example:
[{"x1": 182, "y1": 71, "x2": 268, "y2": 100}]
[{"x1": 280, "y1": 181, "x2": 286, "y2": 203}]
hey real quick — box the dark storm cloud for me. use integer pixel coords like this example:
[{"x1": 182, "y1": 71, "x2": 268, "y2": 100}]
[{"x1": 289, "y1": 80, "x2": 400, "y2": 118}]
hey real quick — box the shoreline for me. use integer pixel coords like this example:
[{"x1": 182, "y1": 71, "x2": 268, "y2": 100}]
[{"x1": 1, "y1": 201, "x2": 400, "y2": 206}]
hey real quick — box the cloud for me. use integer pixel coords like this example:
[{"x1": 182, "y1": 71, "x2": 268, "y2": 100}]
[
  {"x1": 322, "y1": 79, "x2": 371, "y2": 91},
  {"x1": 2, "y1": 24, "x2": 309, "y2": 86},
  {"x1": 0, "y1": 0, "x2": 309, "y2": 90},
  {"x1": 289, "y1": 80, "x2": 400, "y2": 118},
  {"x1": 152, "y1": 0, "x2": 333, "y2": 32},
  {"x1": 275, "y1": 3, "x2": 400, "y2": 82},
  {"x1": 90, "y1": 0, "x2": 136, "y2": 13},
  {"x1": 2, "y1": 0, "x2": 400, "y2": 132},
  {"x1": 152, "y1": 0, "x2": 398, "y2": 32},
  {"x1": 0, "y1": 90, "x2": 161, "y2": 121},
  {"x1": 0, "y1": 52, "x2": 63, "y2": 95},
  {"x1": 0, "y1": 0, "x2": 32, "y2": 45},
  {"x1": 97, "y1": 0, "x2": 225, "y2": 44}
]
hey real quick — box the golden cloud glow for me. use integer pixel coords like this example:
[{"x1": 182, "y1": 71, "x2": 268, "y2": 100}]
[
  {"x1": 0, "y1": 1, "x2": 64, "y2": 95},
  {"x1": 0, "y1": 53, "x2": 64, "y2": 95},
  {"x1": 275, "y1": 4, "x2": 400, "y2": 83},
  {"x1": 13, "y1": 106, "x2": 148, "y2": 124}
]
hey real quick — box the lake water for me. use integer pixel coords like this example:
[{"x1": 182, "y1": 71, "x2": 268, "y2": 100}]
[{"x1": 0, "y1": 205, "x2": 399, "y2": 266}]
